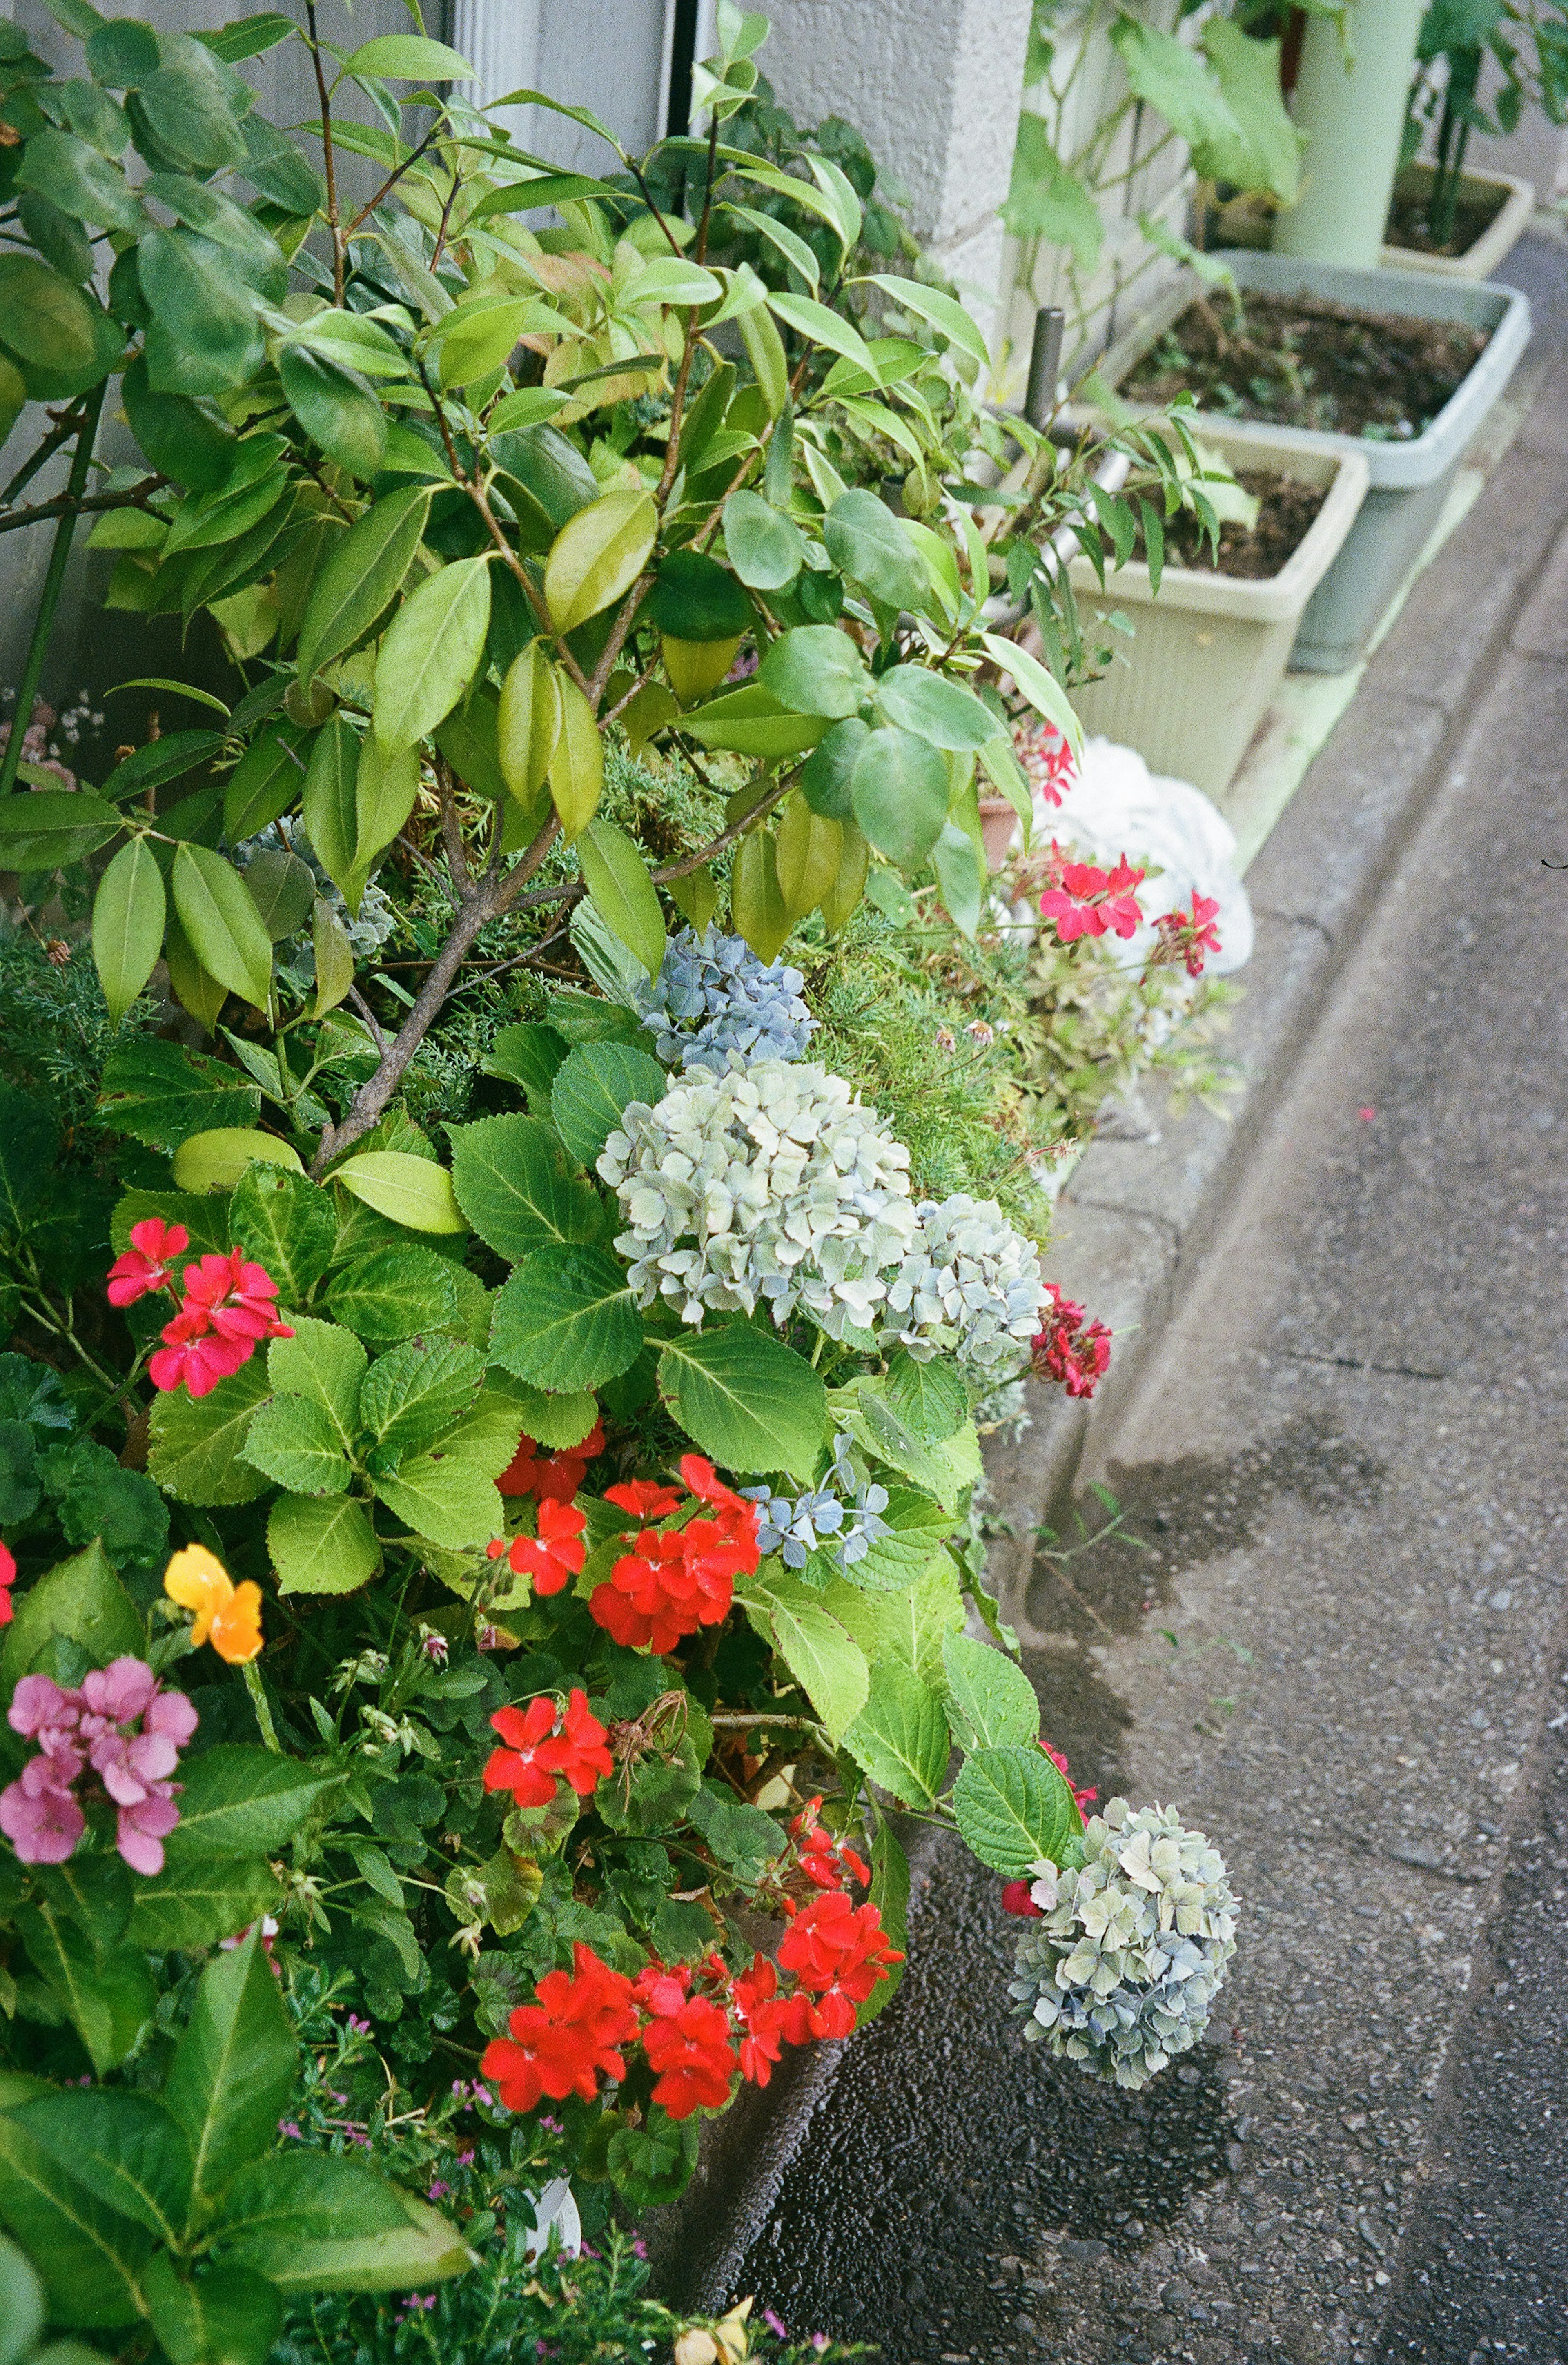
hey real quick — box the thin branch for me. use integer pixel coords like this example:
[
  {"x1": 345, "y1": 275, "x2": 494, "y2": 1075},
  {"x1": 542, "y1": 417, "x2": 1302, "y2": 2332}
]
[
  {"x1": 432, "y1": 753, "x2": 472, "y2": 895},
  {"x1": 0, "y1": 475, "x2": 168, "y2": 540},
  {"x1": 1, "y1": 401, "x2": 85, "y2": 509},
  {"x1": 345, "y1": 121, "x2": 445, "y2": 239},
  {"x1": 304, "y1": 0, "x2": 345, "y2": 305},
  {"x1": 347, "y1": 984, "x2": 389, "y2": 1055}
]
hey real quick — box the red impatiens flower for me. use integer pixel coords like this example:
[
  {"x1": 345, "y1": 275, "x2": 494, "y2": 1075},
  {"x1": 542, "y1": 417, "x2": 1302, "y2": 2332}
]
[
  {"x1": 479, "y1": 1942, "x2": 638, "y2": 2111},
  {"x1": 1038, "y1": 842, "x2": 1146, "y2": 945},
  {"x1": 498, "y1": 1421, "x2": 604, "y2": 1502},
  {"x1": 483, "y1": 1687, "x2": 613, "y2": 1810},
  {"x1": 631, "y1": 1962, "x2": 739, "y2": 2120},
  {"x1": 776, "y1": 1891, "x2": 903, "y2": 2039},
  {"x1": 146, "y1": 1249, "x2": 292, "y2": 1399},
  {"x1": 1030, "y1": 1280, "x2": 1111, "y2": 1401},
  {"x1": 791, "y1": 1795, "x2": 871, "y2": 1893},
  {"x1": 486, "y1": 1499, "x2": 588, "y2": 1597},
  {"x1": 147, "y1": 1309, "x2": 253, "y2": 1400},
  {"x1": 0, "y1": 1538, "x2": 13, "y2": 1627},
  {"x1": 1152, "y1": 890, "x2": 1222, "y2": 979},
  {"x1": 730, "y1": 1955, "x2": 814, "y2": 2087},
  {"x1": 679, "y1": 1454, "x2": 759, "y2": 1536},
  {"x1": 106, "y1": 1218, "x2": 190, "y2": 1307}
]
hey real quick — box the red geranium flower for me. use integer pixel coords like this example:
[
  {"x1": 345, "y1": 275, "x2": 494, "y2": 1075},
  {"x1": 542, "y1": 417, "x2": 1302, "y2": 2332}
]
[
  {"x1": 147, "y1": 1308, "x2": 253, "y2": 1400},
  {"x1": 791, "y1": 1796, "x2": 871, "y2": 1893},
  {"x1": 486, "y1": 1499, "x2": 588, "y2": 1597},
  {"x1": 777, "y1": 1891, "x2": 903, "y2": 2039},
  {"x1": 1030, "y1": 1280, "x2": 1111, "y2": 1401},
  {"x1": 589, "y1": 1521, "x2": 739, "y2": 1656},
  {"x1": 730, "y1": 1955, "x2": 814, "y2": 2087},
  {"x1": 1038, "y1": 842, "x2": 1146, "y2": 945},
  {"x1": 604, "y1": 1477, "x2": 684, "y2": 1523},
  {"x1": 1152, "y1": 891, "x2": 1222, "y2": 978},
  {"x1": 479, "y1": 1943, "x2": 638, "y2": 2111},
  {"x1": 483, "y1": 1687, "x2": 612, "y2": 1810},
  {"x1": 640, "y1": 1989, "x2": 739, "y2": 2119},
  {"x1": 0, "y1": 1538, "x2": 13, "y2": 1628},
  {"x1": 106, "y1": 1218, "x2": 189, "y2": 1307},
  {"x1": 498, "y1": 1421, "x2": 604, "y2": 1502},
  {"x1": 146, "y1": 1249, "x2": 292, "y2": 1398}
]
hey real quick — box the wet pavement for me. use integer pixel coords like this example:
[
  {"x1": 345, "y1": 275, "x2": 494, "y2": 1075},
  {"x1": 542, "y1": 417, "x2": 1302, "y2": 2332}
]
[{"x1": 728, "y1": 346, "x2": 1568, "y2": 2362}]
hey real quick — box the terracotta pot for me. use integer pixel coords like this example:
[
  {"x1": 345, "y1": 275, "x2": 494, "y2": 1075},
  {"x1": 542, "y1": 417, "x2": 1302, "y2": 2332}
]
[{"x1": 978, "y1": 795, "x2": 1019, "y2": 871}]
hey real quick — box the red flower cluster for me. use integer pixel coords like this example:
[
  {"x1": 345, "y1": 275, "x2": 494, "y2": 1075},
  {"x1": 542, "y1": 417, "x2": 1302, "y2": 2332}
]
[
  {"x1": 498, "y1": 1420, "x2": 604, "y2": 1502},
  {"x1": 482, "y1": 1687, "x2": 613, "y2": 1810},
  {"x1": 791, "y1": 1795, "x2": 871, "y2": 1892},
  {"x1": 486, "y1": 1499, "x2": 587, "y2": 1597},
  {"x1": 480, "y1": 1941, "x2": 639, "y2": 2111},
  {"x1": 589, "y1": 1455, "x2": 760, "y2": 1655},
  {"x1": 1041, "y1": 1736, "x2": 1097, "y2": 1814},
  {"x1": 1030, "y1": 1280, "x2": 1111, "y2": 1401},
  {"x1": 777, "y1": 1891, "x2": 904, "y2": 2039},
  {"x1": 1152, "y1": 891, "x2": 1222, "y2": 979},
  {"x1": 1038, "y1": 843, "x2": 1146, "y2": 945},
  {"x1": 1015, "y1": 719, "x2": 1076, "y2": 808},
  {"x1": 109, "y1": 1221, "x2": 292, "y2": 1399},
  {"x1": 0, "y1": 1538, "x2": 13, "y2": 1627},
  {"x1": 633, "y1": 1962, "x2": 739, "y2": 2117}
]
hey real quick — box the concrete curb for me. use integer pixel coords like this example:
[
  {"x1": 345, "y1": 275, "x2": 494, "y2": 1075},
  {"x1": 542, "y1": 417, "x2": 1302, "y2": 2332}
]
[{"x1": 645, "y1": 293, "x2": 1568, "y2": 2310}]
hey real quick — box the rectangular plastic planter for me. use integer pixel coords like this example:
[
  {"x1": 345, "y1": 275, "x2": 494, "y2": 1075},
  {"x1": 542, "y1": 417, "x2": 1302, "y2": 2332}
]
[
  {"x1": 1072, "y1": 252, "x2": 1531, "y2": 673},
  {"x1": 1381, "y1": 163, "x2": 1536, "y2": 281},
  {"x1": 1064, "y1": 418, "x2": 1369, "y2": 798}
]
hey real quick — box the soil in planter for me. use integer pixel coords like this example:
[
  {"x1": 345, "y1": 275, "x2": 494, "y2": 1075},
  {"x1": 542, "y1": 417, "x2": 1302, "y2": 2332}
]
[
  {"x1": 1145, "y1": 467, "x2": 1329, "y2": 579},
  {"x1": 1386, "y1": 176, "x2": 1508, "y2": 261},
  {"x1": 1123, "y1": 291, "x2": 1488, "y2": 442}
]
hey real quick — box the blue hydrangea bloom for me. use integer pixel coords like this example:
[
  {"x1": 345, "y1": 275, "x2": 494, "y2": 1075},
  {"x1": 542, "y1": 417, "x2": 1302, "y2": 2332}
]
[{"x1": 633, "y1": 924, "x2": 817, "y2": 1073}]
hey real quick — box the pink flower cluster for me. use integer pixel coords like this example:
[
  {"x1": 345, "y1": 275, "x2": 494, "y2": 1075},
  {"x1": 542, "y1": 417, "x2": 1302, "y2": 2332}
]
[
  {"x1": 107, "y1": 1219, "x2": 292, "y2": 1399},
  {"x1": 0, "y1": 1658, "x2": 198, "y2": 1874},
  {"x1": 1014, "y1": 719, "x2": 1076, "y2": 808},
  {"x1": 1030, "y1": 1280, "x2": 1112, "y2": 1401},
  {"x1": 1038, "y1": 842, "x2": 1147, "y2": 945},
  {"x1": 1151, "y1": 891, "x2": 1222, "y2": 979}
]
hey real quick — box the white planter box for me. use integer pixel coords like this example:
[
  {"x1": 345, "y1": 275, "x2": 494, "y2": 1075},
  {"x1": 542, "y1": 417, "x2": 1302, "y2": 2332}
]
[{"x1": 1381, "y1": 163, "x2": 1536, "y2": 281}]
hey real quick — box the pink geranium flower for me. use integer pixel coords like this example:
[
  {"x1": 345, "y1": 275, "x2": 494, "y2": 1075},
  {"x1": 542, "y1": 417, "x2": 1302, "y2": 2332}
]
[
  {"x1": 1038, "y1": 842, "x2": 1146, "y2": 944},
  {"x1": 106, "y1": 1218, "x2": 189, "y2": 1308},
  {"x1": 147, "y1": 1249, "x2": 293, "y2": 1397},
  {"x1": 0, "y1": 1658, "x2": 197, "y2": 1875}
]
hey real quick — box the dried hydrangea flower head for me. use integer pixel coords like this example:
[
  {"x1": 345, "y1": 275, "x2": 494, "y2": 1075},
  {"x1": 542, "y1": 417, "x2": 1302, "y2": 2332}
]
[
  {"x1": 880, "y1": 1193, "x2": 1046, "y2": 1374},
  {"x1": 598, "y1": 1060, "x2": 920, "y2": 1336},
  {"x1": 1007, "y1": 1799, "x2": 1238, "y2": 2089},
  {"x1": 633, "y1": 924, "x2": 817, "y2": 1073}
]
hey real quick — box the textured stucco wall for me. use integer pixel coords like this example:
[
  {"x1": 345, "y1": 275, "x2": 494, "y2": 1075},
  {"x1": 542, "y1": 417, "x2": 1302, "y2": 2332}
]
[{"x1": 762, "y1": 0, "x2": 1033, "y2": 330}]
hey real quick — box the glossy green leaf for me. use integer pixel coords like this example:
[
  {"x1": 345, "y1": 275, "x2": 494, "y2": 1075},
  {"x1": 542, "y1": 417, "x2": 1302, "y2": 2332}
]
[
  {"x1": 0, "y1": 2109, "x2": 150, "y2": 2330},
  {"x1": 243, "y1": 846, "x2": 315, "y2": 942},
  {"x1": 268, "y1": 1317, "x2": 367, "y2": 1446},
  {"x1": 759, "y1": 624, "x2": 868, "y2": 719},
  {"x1": 940, "y1": 1632, "x2": 1042, "y2": 1752},
  {"x1": 824, "y1": 489, "x2": 927, "y2": 612},
  {"x1": 91, "y1": 837, "x2": 165, "y2": 1028},
  {"x1": 883, "y1": 1349, "x2": 966, "y2": 1445},
  {"x1": 372, "y1": 556, "x2": 492, "y2": 755},
  {"x1": 227, "y1": 1165, "x2": 336, "y2": 1304},
  {"x1": 951, "y1": 1742, "x2": 1080, "y2": 1875},
  {"x1": 0, "y1": 789, "x2": 122, "y2": 871},
  {"x1": 874, "y1": 664, "x2": 998, "y2": 750},
  {"x1": 143, "y1": 2252, "x2": 282, "y2": 2365},
  {"x1": 350, "y1": 733, "x2": 419, "y2": 882},
  {"x1": 448, "y1": 1113, "x2": 604, "y2": 1261},
  {"x1": 222, "y1": 2151, "x2": 472, "y2": 2291},
  {"x1": 657, "y1": 1321, "x2": 825, "y2": 1480},
  {"x1": 721, "y1": 487, "x2": 804, "y2": 591},
  {"x1": 126, "y1": 1855, "x2": 281, "y2": 1953},
  {"x1": 242, "y1": 1393, "x2": 352, "y2": 1495},
  {"x1": 17, "y1": 1907, "x2": 154, "y2": 2075},
  {"x1": 359, "y1": 1338, "x2": 483, "y2": 1454},
  {"x1": 546, "y1": 672, "x2": 604, "y2": 840},
  {"x1": 341, "y1": 32, "x2": 473, "y2": 79},
  {"x1": 0, "y1": 256, "x2": 121, "y2": 400},
  {"x1": 332, "y1": 1151, "x2": 466, "y2": 1234},
  {"x1": 849, "y1": 725, "x2": 949, "y2": 871},
  {"x1": 325, "y1": 1245, "x2": 459, "y2": 1342},
  {"x1": 676, "y1": 681, "x2": 825, "y2": 759},
  {"x1": 269, "y1": 1492, "x2": 381, "y2": 1595},
  {"x1": 978, "y1": 631, "x2": 1083, "y2": 758},
  {"x1": 646, "y1": 548, "x2": 753, "y2": 642},
  {"x1": 489, "y1": 1245, "x2": 644, "y2": 1392},
  {"x1": 301, "y1": 713, "x2": 360, "y2": 898},
  {"x1": 164, "y1": 1926, "x2": 298, "y2": 2216},
  {"x1": 312, "y1": 896, "x2": 356, "y2": 1015},
  {"x1": 16, "y1": 2091, "x2": 191, "y2": 2246},
  {"x1": 138, "y1": 229, "x2": 264, "y2": 396},
  {"x1": 17, "y1": 128, "x2": 142, "y2": 231},
  {"x1": 543, "y1": 490, "x2": 656, "y2": 637},
  {"x1": 577, "y1": 818, "x2": 666, "y2": 980},
  {"x1": 171, "y1": 842, "x2": 273, "y2": 1007},
  {"x1": 296, "y1": 485, "x2": 431, "y2": 685},
  {"x1": 728, "y1": 823, "x2": 789, "y2": 962},
  {"x1": 0, "y1": 2227, "x2": 43, "y2": 2365},
  {"x1": 496, "y1": 644, "x2": 561, "y2": 807},
  {"x1": 170, "y1": 1129, "x2": 303, "y2": 1194},
  {"x1": 0, "y1": 1539, "x2": 142, "y2": 1689},
  {"x1": 278, "y1": 343, "x2": 387, "y2": 479},
  {"x1": 843, "y1": 1661, "x2": 949, "y2": 1808},
  {"x1": 767, "y1": 287, "x2": 878, "y2": 376},
  {"x1": 223, "y1": 721, "x2": 309, "y2": 841}
]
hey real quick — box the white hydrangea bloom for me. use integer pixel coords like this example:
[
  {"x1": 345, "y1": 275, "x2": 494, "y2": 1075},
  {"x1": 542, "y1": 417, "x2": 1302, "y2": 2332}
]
[
  {"x1": 1007, "y1": 1799, "x2": 1238, "y2": 2089},
  {"x1": 880, "y1": 1194, "x2": 1046, "y2": 1373},
  {"x1": 597, "y1": 1061, "x2": 920, "y2": 1334}
]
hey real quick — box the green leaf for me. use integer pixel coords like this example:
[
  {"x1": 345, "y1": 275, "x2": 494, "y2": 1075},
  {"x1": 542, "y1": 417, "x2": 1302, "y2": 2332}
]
[
  {"x1": 549, "y1": 1041, "x2": 666, "y2": 1173},
  {"x1": 16, "y1": 2091, "x2": 191, "y2": 2246},
  {"x1": 843, "y1": 1660, "x2": 949, "y2": 1808},
  {"x1": 269, "y1": 1491, "x2": 381, "y2": 1595},
  {"x1": 350, "y1": 733, "x2": 419, "y2": 885},
  {"x1": 543, "y1": 490, "x2": 657, "y2": 637},
  {"x1": 16, "y1": 1907, "x2": 154, "y2": 2075},
  {"x1": 932, "y1": 819, "x2": 984, "y2": 939},
  {"x1": 371, "y1": 1452, "x2": 501, "y2": 1550},
  {"x1": 300, "y1": 713, "x2": 360, "y2": 898},
  {"x1": 978, "y1": 632, "x2": 1083, "y2": 759},
  {"x1": 148, "y1": 1358, "x2": 272, "y2": 1506},
  {"x1": 0, "y1": 2227, "x2": 44, "y2": 2365},
  {"x1": 883, "y1": 1350, "x2": 966, "y2": 1445},
  {"x1": 721, "y1": 487, "x2": 804, "y2": 591},
  {"x1": 138, "y1": 228, "x2": 264, "y2": 396},
  {"x1": 1002, "y1": 118, "x2": 1102, "y2": 267},
  {"x1": 1201, "y1": 20, "x2": 1300, "y2": 202},
  {"x1": 822, "y1": 1550, "x2": 967, "y2": 1688},
  {"x1": 244, "y1": 847, "x2": 316, "y2": 942},
  {"x1": 332, "y1": 1151, "x2": 467, "y2": 1234},
  {"x1": 767, "y1": 287, "x2": 878, "y2": 377},
  {"x1": 647, "y1": 548, "x2": 753, "y2": 641},
  {"x1": 268, "y1": 1319, "x2": 367, "y2": 1449},
  {"x1": 824, "y1": 489, "x2": 927, "y2": 611},
  {"x1": 239, "y1": 109, "x2": 326, "y2": 212},
  {"x1": 341, "y1": 31, "x2": 473, "y2": 79},
  {"x1": 874, "y1": 664, "x2": 999, "y2": 751},
  {"x1": 577, "y1": 819, "x2": 666, "y2": 982},
  {"x1": 489, "y1": 1245, "x2": 643, "y2": 1393},
  {"x1": 479, "y1": 1022, "x2": 570, "y2": 1110},
  {"x1": 0, "y1": 256, "x2": 121, "y2": 401},
  {"x1": 168, "y1": 1747, "x2": 337, "y2": 1859},
  {"x1": 0, "y1": 1540, "x2": 142, "y2": 1690},
  {"x1": 172, "y1": 842, "x2": 273, "y2": 1008},
  {"x1": 742, "y1": 1570, "x2": 869, "y2": 1740},
  {"x1": 0, "y1": 788, "x2": 123, "y2": 871},
  {"x1": 143, "y1": 2252, "x2": 282, "y2": 2365},
  {"x1": 675, "y1": 681, "x2": 825, "y2": 760},
  {"x1": 860, "y1": 1817, "x2": 909, "y2": 2026},
  {"x1": 17, "y1": 125, "x2": 142, "y2": 231},
  {"x1": 850, "y1": 725, "x2": 948, "y2": 872},
  {"x1": 164, "y1": 1927, "x2": 298, "y2": 2217},
  {"x1": 242, "y1": 1393, "x2": 351, "y2": 1495},
  {"x1": 940, "y1": 1632, "x2": 1041, "y2": 1752},
  {"x1": 359, "y1": 1338, "x2": 483, "y2": 1454},
  {"x1": 448, "y1": 1112, "x2": 604, "y2": 1263},
  {"x1": 0, "y1": 1087, "x2": 54, "y2": 1231},
  {"x1": 657, "y1": 1322, "x2": 826, "y2": 1481},
  {"x1": 296, "y1": 485, "x2": 430, "y2": 686},
  {"x1": 485, "y1": 1372, "x2": 596, "y2": 1451},
  {"x1": 951, "y1": 1742, "x2": 1079, "y2": 1875},
  {"x1": 279, "y1": 343, "x2": 387, "y2": 480},
  {"x1": 863, "y1": 272, "x2": 990, "y2": 370},
  {"x1": 223, "y1": 721, "x2": 310, "y2": 842},
  {"x1": 170, "y1": 1130, "x2": 303, "y2": 1194},
  {"x1": 126, "y1": 1856, "x2": 281, "y2": 1953},
  {"x1": 325, "y1": 1245, "x2": 459, "y2": 1342},
  {"x1": 0, "y1": 2109, "x2": 151, "y2": 2330},
  {"x1": 758, "y1": 624, "x2": 868, "y2": 719},
  {"x1": 228, "y1": 1165, "x2": 336, "y2": 1304},
  {"x1": 98, "y1": 1038, "x2": 259, "y2": 1152},
  {"x1": 372, "y1": 557, "x2": 492, "y2": 756},
  {"x1": 221, "y1": 2153, "x2": 472, "y2": 2292}
]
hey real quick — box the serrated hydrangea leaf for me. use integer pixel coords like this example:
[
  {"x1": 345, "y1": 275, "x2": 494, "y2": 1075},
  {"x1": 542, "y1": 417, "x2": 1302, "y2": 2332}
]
[
  {"x1": 483, "y1": 1371, "x2": 598, "y2": 1450},
  {"x1": 884, "y1": 1349, "x2": 967, "y2": 1444},
  {"x1": 940, "y1": 1632, "x2": 1041, "y2": 1751},
  {"x1": 550, "y1": 1042, "x2": 667, "y2": 1171},
  {"x1": 657, "y1": 1322, "x2": 826, "y2": 1481},
  {"x1": 448, "y1": 1113, "x2": 605, "y2": 1262},
  {"x1": 372, "y1": 1451, "x2": 503, "y2": 1550},
  {"x1": 441, "y1": 1386, "x2": 532, "y2": 1483},
  {"x1": 821, "y1": 1550, "x2": 965, "y2": 1690},
  {"x1": 268, "y1": 1493, "x2": 380, "y2": 1596},
  {"x1": 860, "y1": 1819, "x2": 909, "y2": 2027},
  {"x1": 148, "y1": 1361, "x2": 271, "y2": 1506},
  {"x1": 357, "y1": 1339, "x2": 484, "y2": 1456},
  {"x1": 843, "y1": 1661, "x2": 949, "y2": 1808},
  {"x1": 740, "y1": 1569, "x2": 869, "y2": 1740},
  {"x1": 325, "y1": 1246, "x2": 458, "y2": 1342},
  {"x1": 952, "y1": 1743, "x2": 1079, "y2": 1876},
  {"x1": 241, "y1": 1394, "x2": 352, "y2": 1496},
  {"x1": 489, "y1": 1245, "x2": 643, "y2": 1393},
  {"x1": 227, "y1": 1166, "x2": 337, "y2": 1305},
  {"x1": 481, "y1": 1020, "x2": 570, "y2": 1111},
  {"x1": 267, "y1": 1319, "x2": 367, "y2": 1451}
]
